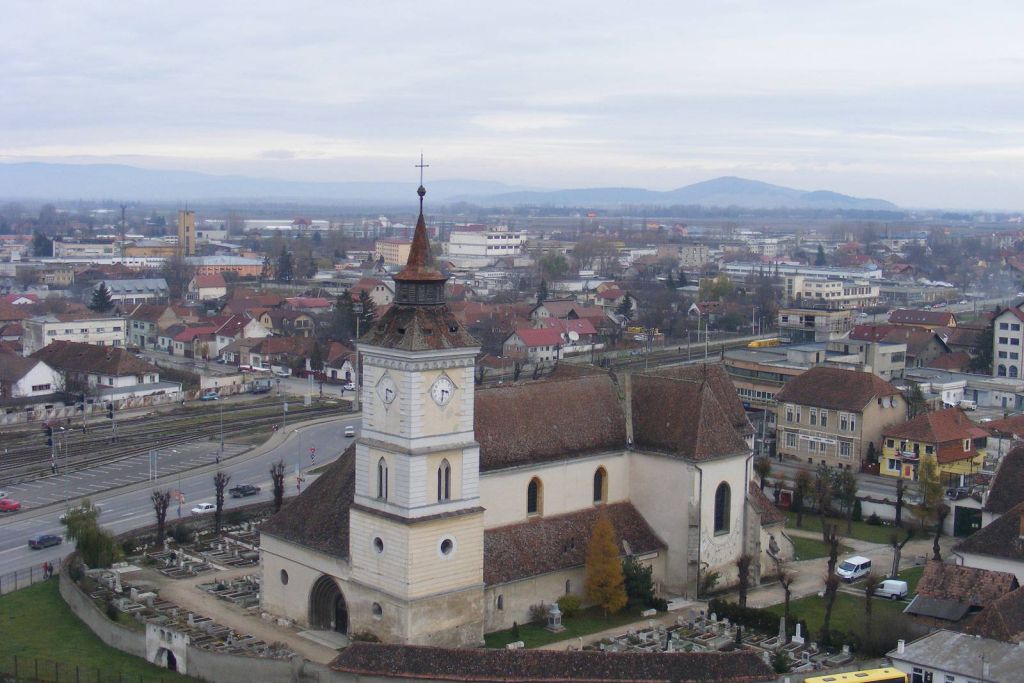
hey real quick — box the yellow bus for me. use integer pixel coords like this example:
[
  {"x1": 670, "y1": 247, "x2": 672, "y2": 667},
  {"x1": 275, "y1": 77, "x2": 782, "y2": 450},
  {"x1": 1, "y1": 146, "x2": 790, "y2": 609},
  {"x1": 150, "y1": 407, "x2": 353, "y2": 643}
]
[{"x1": 803, "y1": 668, "x2": 907, "y2": 683}]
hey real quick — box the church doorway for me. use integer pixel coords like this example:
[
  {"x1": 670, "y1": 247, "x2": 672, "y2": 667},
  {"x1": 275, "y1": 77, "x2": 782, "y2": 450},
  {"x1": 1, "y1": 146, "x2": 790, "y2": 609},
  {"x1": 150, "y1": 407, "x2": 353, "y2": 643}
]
[{"x1": 309, "y1": 575, "x2": 348, "y2": 633}]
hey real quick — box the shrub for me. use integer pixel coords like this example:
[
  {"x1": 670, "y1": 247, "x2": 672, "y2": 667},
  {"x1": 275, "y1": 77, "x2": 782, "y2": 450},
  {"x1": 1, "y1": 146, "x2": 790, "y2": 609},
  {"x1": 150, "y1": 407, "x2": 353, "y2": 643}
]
[
  {"x1": 622, "y1": 556, "x2": 655, "y2": 606},
  {"x1": 105, "y1": 599, "x2": 119, "y2": 621},
  {"x1": 649, "y1": 597, "x2": 669, "y2": 612},
  {"x1": 511, "y1": 621, "x2": 520, "y2": 639},
  {"x1": 772, "y1": 650, "x2": 791, "y2": 673},
  {"x1": 68, "y1": 564, "x2": 83, "y2": 582},
  {"x1": 867, "y1": 512, "x2": 882, "y2": 526},
  {"x1": 171, "y1": 522, "x2": 192, "y2": 544},
  {"x1": 707, "y1": 599, "x2": 795, "y2": 636},
  {"x1": 350, "y1": 631, "x2": 380, "y2": 642},
  {"x1": 852, "y1": 499, "x2": 863, "y2": 522},
  {"x1": 528, "y1": 602, "x2": 548, "y2": 624},
  {"x1": 701, "y1": 570, "x2": 721, "y2": 595},
  {"x1": 557, "y1": 594, "x2": 581, "y2": 619}
]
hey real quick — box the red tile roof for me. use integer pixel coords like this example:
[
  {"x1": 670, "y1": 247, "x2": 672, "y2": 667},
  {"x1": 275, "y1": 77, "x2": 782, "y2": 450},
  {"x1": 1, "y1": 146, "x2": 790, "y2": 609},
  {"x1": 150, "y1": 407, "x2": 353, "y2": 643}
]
[
  {"x1": 748, "y1": 482, "x2": 785, "y2": 525},
  {"x1": 916, "y1": 562, "x2": 1018, "y2": 609},
  {"x1": 883, "y1": 408, "x2": 988, "y2": 464},
  {"x1": 192, "y1": 273, "x2": 226, "y2": 288},
  {"x1": 775, "y1": 366, "x2": 901, "y2": 413},
  {"x1": 984, "y1": 445, "x2": 1024, "y2": 514},
  {"x1": 967, "y1": 587, "x2": 1024, "y2": 643},
  {"x1": 31, "y1": 340, "x2": 159, "y2": 376},
  {"x1": 889, "y1": 309, "x2": 957, "y2": 327},
  {"x1": 510, "y1": 326, "x2": 564, "y2": 347},
  {"x1": 954, "y1": 501, "x2": 1024, "y2": 561}
]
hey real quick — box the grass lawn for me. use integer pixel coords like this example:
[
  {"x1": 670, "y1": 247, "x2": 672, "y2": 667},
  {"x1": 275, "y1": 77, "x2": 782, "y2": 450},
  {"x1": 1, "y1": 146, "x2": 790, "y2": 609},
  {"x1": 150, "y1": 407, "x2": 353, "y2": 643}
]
[
  {"x1": 0, "y1": 580, "x2": 200, "y2": 682},
  {"x1": 484, "y1": 606, "x2": 648, "y2": 649},
  {"x1": 790, "y1": 535, "x2": 852, "y2": 561},
  {"x1": 764, "y1": 589, "x2": 906, "y2": 639},
  {"x1": 785, "y1": 511, "x2": 908, "y2": 545}
]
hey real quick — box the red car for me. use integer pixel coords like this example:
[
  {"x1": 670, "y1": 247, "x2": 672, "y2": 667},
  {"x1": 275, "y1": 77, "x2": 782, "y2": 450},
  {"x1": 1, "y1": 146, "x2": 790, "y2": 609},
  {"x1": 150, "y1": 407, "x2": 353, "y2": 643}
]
[{"x1": 0, "y1": 498, "x2": 22, "y2": 512}]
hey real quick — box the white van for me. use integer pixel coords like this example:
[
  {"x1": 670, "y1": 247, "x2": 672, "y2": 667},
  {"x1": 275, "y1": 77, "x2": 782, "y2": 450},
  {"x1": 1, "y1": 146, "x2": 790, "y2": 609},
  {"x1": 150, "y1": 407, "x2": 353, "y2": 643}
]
[
  {"x1": 875, "y1": 579, "x2": 908, "y2": 600},
  {"x1": 836, "y1": 555, "x2": 872, "y2": 582}
]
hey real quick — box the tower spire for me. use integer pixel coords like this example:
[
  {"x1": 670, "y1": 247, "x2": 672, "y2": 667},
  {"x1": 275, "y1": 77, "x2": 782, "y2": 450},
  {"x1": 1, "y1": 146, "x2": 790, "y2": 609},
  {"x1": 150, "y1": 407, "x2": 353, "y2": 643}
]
[{"x1": 415, "y1": 153, "x2": 429, "y2": 215}]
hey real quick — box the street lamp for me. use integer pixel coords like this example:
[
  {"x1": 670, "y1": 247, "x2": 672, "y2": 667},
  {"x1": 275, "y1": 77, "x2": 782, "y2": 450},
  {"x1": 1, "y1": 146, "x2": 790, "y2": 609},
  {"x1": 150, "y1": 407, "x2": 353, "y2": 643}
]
[{"x1": 352, "y1": 302, "x2": 363, "y2": 412}]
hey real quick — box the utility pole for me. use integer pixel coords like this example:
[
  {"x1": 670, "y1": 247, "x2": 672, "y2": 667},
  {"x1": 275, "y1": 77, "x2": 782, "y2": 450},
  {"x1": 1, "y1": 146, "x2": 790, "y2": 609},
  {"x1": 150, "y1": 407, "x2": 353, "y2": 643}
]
[
  {"x1": 353, "y1": 302, "x2": 363, "y2": 412},
  {"x1": 219, "y1": 403, "x2": 224, "y2": 454}
]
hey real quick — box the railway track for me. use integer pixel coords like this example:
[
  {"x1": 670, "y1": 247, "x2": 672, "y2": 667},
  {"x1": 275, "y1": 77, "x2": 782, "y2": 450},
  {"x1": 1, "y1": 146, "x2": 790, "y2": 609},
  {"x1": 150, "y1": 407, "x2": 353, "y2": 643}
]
[{"x1": 0, "y1": 402, "x2": 343, "y2": 484}]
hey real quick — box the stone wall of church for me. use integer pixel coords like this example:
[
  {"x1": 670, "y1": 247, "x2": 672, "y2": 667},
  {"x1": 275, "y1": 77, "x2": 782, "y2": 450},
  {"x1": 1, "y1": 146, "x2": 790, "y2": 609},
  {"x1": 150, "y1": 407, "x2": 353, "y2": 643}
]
[
  {"x1": 482, "y1": 552, "x2": 664, "y2": 634},
  {"x1": 478, "y1": 451, "x2": 630, "y2": 529},
  {"x1": 627, "y1": 451, "x2": 696, "y2": 595},
  {"x1": 695, "y1": 454, "x2": 752, "y2": 592},
  {"x1": 260, "y1": 534, "x2": 353, "y2": 626}
]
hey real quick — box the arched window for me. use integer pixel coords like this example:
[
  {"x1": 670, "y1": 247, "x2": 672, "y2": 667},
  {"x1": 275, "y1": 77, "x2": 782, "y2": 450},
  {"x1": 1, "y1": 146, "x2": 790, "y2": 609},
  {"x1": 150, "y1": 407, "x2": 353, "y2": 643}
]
[
  {"x1": 998, "y1": 364, "x2": 1007, "y2": 377},
  {"x1": 593, "y1": 467, "x2": 607, "y2": 504},
  {"x1": 377, "y1": 458, "x2": 388, "y2": 500},
  {"x1": 527, "y1": 477, "x2": 543, "y2": 516},
  {"x1": 714, "y1": 482, "x2": 731, "y2": 534},
  {"x1": 1012, "y1": 366, "x2": 1019, "y2": 379},
  {"x1": 496, "y1": 595, "x2": 504, "y2": 610},
  {"x1": 437, "y1": 459, "x2": 451, "y2": 501},
  {"x1": 565, "y1": 579, "x2": 572, "y2": 595}
]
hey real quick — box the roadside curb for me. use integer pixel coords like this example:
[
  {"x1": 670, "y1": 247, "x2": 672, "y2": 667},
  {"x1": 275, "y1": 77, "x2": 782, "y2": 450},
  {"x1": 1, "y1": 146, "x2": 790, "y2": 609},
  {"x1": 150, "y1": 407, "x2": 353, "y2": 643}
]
[{"x1": 0, "y1": 411, "x2": 360, "y2": 526}]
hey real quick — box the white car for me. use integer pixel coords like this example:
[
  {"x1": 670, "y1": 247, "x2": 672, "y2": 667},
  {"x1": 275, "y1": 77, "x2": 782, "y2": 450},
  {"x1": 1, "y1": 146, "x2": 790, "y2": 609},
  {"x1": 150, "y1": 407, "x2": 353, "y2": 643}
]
[
  {"x1": 344, "y1": 426, "x2": 355, "y2": 437},
  {"x1": 876, "y1": 579, "x2": 909, "y2": 600},
  {"x1": 190, "y1": 503, "x2": 216, "y2": 515},
  {"x1": 342, "y1": 382, "x2": 356, "y2": 391}
]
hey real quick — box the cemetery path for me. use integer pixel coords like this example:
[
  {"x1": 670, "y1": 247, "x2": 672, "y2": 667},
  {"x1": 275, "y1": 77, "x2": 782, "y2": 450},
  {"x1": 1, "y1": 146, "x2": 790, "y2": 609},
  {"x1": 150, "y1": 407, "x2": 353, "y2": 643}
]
[
  {"x1": 151, "y1": 566, "x2": 341, "y2": 664},
  {"x1": 536, "y1": 607, "x2": 703, "y2": 651}
]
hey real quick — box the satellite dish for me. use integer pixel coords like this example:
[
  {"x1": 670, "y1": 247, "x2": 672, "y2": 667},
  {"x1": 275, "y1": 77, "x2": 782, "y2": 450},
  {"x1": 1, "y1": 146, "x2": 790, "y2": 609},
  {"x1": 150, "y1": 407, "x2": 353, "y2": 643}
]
[{"x1": 568, "y1": 330, "x2": 580, "y2": 341}]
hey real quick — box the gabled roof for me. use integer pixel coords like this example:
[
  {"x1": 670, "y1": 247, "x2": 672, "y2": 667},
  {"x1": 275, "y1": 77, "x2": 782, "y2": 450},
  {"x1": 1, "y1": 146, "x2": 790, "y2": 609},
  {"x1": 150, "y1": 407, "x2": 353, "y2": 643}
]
[
  {"x1": 904, "y1": 594, "x2": 971, "y2": 622},
  {"x1": 127, "y1": 303, "x2": 174, "y2": 323},
  {"x1": 331, "y1": 642, "x2": 774, "y2": 683},
  {"x1": 31, "y1": 341, "x2": 158, "y2": 377},
  {"x1": 916, "y1": 561, "x2": 1018, "y2": 608},
  {"x1": 984, "y1": 446, "x2": 1024, "y2": 514},
  {"x1": 0, "y1": 352, "x2": 44, "y2": 385},
  {"x1": 884, "y1": 407, "x2": 988, "y2": 445},
  {"x1": 251, "y1": 336, "x2": 317, "y2": 356},
  {"x1": 284, "y1": 296, "x2": 330, "y2": 309},
  {"x1": 213, "y1": 314, "x2": 252, "y2": 338},
  {"x1": 775, "y1": 366, "x2": 900, "y2": 412},
  {"x1": 889, "y1": 309, "x2": 957, "y2": 326},
  {"x1": 192, "y1": 273, "x2": 226, "y2": 289},
  {"x1": 538, "y1": 317, "x2": 598, "y2": 336},
  {"x1": 926, "y1": 351, "x2": 972, "y2": 371},
  {"x1": 748, "y1": 482, "x2": 785, "y2": 525},
  {"x1": 483, "y1": 502, "x2": 665, "y2": 585},
  {"x1": 475, "y1": 370, "x2": 626, "y2": 472},
  {"x1": 966, "y1": 587, "x2": 1024, "y2": 642},
  {"x1": 509, "y1": 326, "x2": 564, "y2": 347},
  {"x1": 954, "y1": 501, "x2": 1024, "y2": 561}
]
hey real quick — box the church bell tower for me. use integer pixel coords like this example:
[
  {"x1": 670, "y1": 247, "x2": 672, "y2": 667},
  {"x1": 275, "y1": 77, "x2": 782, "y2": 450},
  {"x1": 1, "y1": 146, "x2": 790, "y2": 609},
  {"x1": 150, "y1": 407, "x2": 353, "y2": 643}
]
[{"x1": 349, "y1": 174, "x2": 485, "y2": 647}]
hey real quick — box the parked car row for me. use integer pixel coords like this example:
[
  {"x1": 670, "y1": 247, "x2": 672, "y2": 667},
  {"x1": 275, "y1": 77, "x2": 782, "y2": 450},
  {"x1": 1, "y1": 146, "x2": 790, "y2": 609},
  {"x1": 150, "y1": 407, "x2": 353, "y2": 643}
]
[{"x1": 835, "y1": 555, "x2": 909, "y2": 600}]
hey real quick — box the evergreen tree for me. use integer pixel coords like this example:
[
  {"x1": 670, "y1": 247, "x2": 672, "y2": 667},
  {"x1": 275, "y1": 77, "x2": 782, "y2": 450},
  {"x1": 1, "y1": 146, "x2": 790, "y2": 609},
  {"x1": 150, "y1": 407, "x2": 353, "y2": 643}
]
[
  {"x1": 276, "y1": 246, "x2": 294, "y2": 282},
  {"x1": 621, "y1": 555, "x2": 655, "y2": 607},
  {"x1": 32, "y1": 232, "x2": 53, "y2": 257},
  {"x1": 665, "y1": 271, "x2": 675, "y2": 290},
  {"x1": 332, "y1": 292, "x2": 357, "y2": 341},
  {"x1": 309, "y1": 341, "x2": 325, "y2": 375},
  {"x1": 537, "y1": 279, "x2": 549, "y2": 303},
  {"x1": 357, "y1": 290, "x2": 376, "y2": 330},
  {"x1": 89, "y1": 282, "x2": 114, "y2": 313},
  {"x1": 815, "y1": 244, "x2": 827, "y2": 266},
  {"x1": 678, "y1": 270, "x2": 689, "y2": 287},
  {"x1": 584, "y1": 514, "x2": 628, "y2": 616},
  {"x1": 616, "y1": 293, "x2": 633, "y2": 319}
]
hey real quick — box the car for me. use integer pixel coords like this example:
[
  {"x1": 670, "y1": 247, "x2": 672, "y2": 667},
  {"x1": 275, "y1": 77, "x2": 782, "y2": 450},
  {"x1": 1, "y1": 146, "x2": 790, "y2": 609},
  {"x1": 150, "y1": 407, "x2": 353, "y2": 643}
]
[
  {"x1": 59, "y1": 504, "x2": 102, "y2": 523},
  {"x1": 0, "y1": 498, "x2": 22, "y2": 512},
  {"x1": 875, "y1": 579, "x2": 909, "y2": 600},
  {"x1": 857, "y1": 312, "x2": 869, "y2": 318},
  {"x1": 958, "y1": 300, "x2": 969, "y2": 305},
  {"x1": 191, "y1": 503, "x2": 216, "y2": 515},
  {"x1": 341, "y1": 382, "x2": 355, "y2": 391},
  {"x1": 251, "y1": 383, "x2": 271, "y2": 395},
  {"x1": 200, "y1": 392, "x2": 220, "y2": 401},
  {"x1": 229, "y1": 484, "x2": 261, "y2": 498},
  {"x1": 836, "y1": 555, "x2": 872, "y2": 582},
  {"x1": 946, "y1": 486, "x2": 971, "y2": 500},
  {"x1": 28, "y1": 533, "x2": 62, "y2": 549},
  {"x1": 344, "y1": 426, "x2": 355, "y2": 437},
  {"x1": 0, "y1": 490, "x2": 7, "y2": 500},
  {"x1": 274, "y1": 369, "x2": 291, "y2": 378}
]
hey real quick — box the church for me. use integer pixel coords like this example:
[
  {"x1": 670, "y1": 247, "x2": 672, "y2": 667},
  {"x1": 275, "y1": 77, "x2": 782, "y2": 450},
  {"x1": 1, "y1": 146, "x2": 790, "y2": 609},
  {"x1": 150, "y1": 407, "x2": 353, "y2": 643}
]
[{"x1": 259, "y1": 183, "x2": 790, "y2": 648}]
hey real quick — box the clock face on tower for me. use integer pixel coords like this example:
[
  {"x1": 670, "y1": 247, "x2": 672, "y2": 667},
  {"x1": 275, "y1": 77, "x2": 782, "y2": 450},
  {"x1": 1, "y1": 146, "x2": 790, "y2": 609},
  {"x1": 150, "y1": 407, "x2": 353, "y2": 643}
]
[
  {"x1": 377, "y1": 375, "x2": 397, "y2": 405},
  {"x1": 430, "y1": 376, "x2": 455, "y2": 406}
]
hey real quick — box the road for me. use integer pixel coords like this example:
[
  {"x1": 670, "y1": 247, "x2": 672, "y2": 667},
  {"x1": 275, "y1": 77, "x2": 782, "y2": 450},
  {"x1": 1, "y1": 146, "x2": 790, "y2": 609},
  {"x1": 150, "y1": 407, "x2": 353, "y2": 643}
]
[{"x1": 0, "y1": 414, "x2": 360, "y2": 579}]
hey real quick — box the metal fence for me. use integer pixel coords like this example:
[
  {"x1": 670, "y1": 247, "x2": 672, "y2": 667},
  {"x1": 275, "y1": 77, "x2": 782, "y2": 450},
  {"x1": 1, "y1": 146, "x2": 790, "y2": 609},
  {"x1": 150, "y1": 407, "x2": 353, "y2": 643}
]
[
  {"x1": 0, "y1": 654, "x2": 177, "y2": 683},
  {"x1": 0, "y1": 565, "x2": 53, "y2": 596}
]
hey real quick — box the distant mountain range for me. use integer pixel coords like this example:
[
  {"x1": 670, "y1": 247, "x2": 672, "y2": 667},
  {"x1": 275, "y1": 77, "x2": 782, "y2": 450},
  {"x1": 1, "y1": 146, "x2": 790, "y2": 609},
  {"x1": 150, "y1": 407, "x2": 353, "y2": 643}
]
[{"x1": 0, "y1": 162, "x2": 898, "y2": 211}]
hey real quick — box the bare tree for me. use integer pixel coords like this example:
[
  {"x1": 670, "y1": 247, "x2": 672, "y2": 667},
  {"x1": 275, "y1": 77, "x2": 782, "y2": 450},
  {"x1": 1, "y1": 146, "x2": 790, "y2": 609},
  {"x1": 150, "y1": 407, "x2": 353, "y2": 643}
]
[
  {"x1": 820, "y1": 524, "x2": 841, "y2": 644},
  {"x1": 863, "y1": 571, "x2": 884, "y2": 636},
  {"x1": 753, "y1": 457, "x2": 772, "y2": 492},
  {"x1": 151, "y1": 490, "x2": 171, "y2": 543},
  {"x1": 736, "y1": 553, "x2": 753, "y2": 607},
  {"x1": 889, "y1": 528, "x2": 915, "y2": 577},
  {"x1": 213, "y1": 471, "x2": 231, "y2": 533},
  {"x1": 270, "y1": 460, "x2": 286, "y2": 512},
  {"x1": 794, "y1": 469, "x2": 813, "y2": 529},
  {"x1": 778, "y1": 565, "x2": 796, "y2": 636},
  {"x1": 895, "y1": 476, "x2": 906, "y2": 527}
]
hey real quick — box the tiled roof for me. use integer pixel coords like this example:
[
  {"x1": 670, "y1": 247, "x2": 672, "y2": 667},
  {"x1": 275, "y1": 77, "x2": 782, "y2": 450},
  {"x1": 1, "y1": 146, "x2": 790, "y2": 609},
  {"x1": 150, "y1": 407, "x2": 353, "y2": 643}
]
[
  {"x1": 654, "y1": 364, "x2": 754, "y2": 437},
  {"x1": 510, "y1": 326, "x2": 564, "y2": 347},
  {"x1": 193, "y1": 273, "x2": 226, "y2": 288},
  {"x1": 31, "y1": 341, "x2": 158, "y2": 377},
  {"x1": 394, "y1": 207, "x2": 446, "y2": 283},
  {"x1": 916, "y1": 561, "x2": 1018, "y2": 608},
  {"x1": 954, "y1": 501, "x2": 1024, "y2": 561},
  {"x1": 775, "y1": 366, "x2": 900, "y2": 412},
  {"x1": 331, "y1": 642, "x2": 774, "y2": 682},
  {"x1": 966, "y1": 587, "x2": 1024, "y2": 642},
  {"x1": 748, "y1": 482, "x2": 785, "y2": 525},
  {"x1": 484, "y1": 502, "x2": 664, "y2": 585},
  {"x1": 539, "y1": 317, "x2": 598, "y2": 336},
  {"x1": 926, "y1": 351, "x2": 971, "y2": 371},
  {"x1": 883, "y1": 408, "x2": 988, "y2": 447},
  {"x1": 903, "y1": 594, "x2": 971, "y2": 622},
  {"x1": 252, "y1": 336, "x2": 317, "y2": 356},
  {"x1": 475, "y1": 371, "x2": 626, "y2": 472},
  {"x1": 0, "y1": 352, "x2": 42, "y2": 384},
  {"x1": 172, "y1": 325, "x2": 219, "y2": 343},
  {"x1": 0, "y1": 301, "x2": 31, "y2": 322},
  {"x1": 889, "y1": 309, "x2": 957, "y2": 326},
  {"x1": 359, "y1": 305, "x2": 479, "y2": 352},
  {"x1": 260, "y1": 444, "x2": 354, "y2": 557},
  {"x1": 127, "y1": 303, "x2": 172, "y2": 323},
  {"x1": 984, "y1": 446, "x2": 1024, "y2": 514},
  {"x1": 284, "y1": 296, "x2": 330, "y2": 309}
]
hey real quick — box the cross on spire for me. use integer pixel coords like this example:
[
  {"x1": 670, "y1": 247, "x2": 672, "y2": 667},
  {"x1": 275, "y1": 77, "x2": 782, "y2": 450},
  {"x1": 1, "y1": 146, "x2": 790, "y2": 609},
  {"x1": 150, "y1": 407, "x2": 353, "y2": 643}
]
[{"x1": 415, "y1": 153, "x2": 429, "y2": 210}]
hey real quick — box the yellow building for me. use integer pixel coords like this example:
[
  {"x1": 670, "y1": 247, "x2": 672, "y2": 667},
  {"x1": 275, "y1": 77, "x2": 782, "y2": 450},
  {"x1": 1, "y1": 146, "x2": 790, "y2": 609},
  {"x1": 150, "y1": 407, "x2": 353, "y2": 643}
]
[
  {"x1": 881, "y1": 407, "x2": 987, "y2": 486},
  {"x1": 374, "y1": 238, "x2": 411, "y2": 266}
]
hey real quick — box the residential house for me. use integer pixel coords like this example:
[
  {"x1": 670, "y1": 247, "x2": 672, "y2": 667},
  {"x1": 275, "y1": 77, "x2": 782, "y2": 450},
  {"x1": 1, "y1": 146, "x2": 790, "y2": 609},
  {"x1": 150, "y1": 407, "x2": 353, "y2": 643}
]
[
  {"x1": 777, "y1": 307, "x2": 853, "y2": 343},
  {"x1": 595, "y1": 288, "x2": 628, "y2": 312},
  {"x1": 246, "y1": 336, "x2": 318, "y2": 372},
  {"x1": 324, "y1": 342, "x2": 355, "y2": 383},
  {"x1": 31, "y1": 341, "x2": 179, "y2": 399},
  {"x1": 212, "y1": 314, "x2": 270, "y2": 356},
  {"x1": 171, "y1": 324, "x2": 220, "y2": 358},
  {"x1": 965, "y1": 586, "x2": 1024, "y2": 642},
  {"x1": 22, "y1": 313, "x2": 126, "y2": 356},
  {"x1": 904, "y1": 562, "x2": 1018, "y2": 630},
  {"x1": 849, "y1": 324, "x2": 951, "y2": 369},
  {"x1": 349, "y1": 278, "x2": 395, "y2": 308},
  {"x1": 530, "y1": 299, "x2": 606, "y2": 325},
  {"x1": 992, "y1": 307, "x2": 1024, "y2": 378},
  {"x1": 93, "y1": 278, "x2": 169, "y2": 307},
  {"x1": 888, "y1": 308, "x2": 958, "y2": 331},
  {"x1": 284, "y1": 297, "x2": 332, "y2": 314},
  {"x1": 774, "y1": 366, "x2": 907, "y2": 469},
  {"x1": 880, "y1": 408, "x2": 988, "y2": 486},
  {"x1": 258, "y1": 309, "x2": 316, "y2": 338},
  {"x1": 187, "y1": 273, "x2": 227, "y2": 301},
  {"x1": 220, "y1": 291, "x2": 284, "y2": 316},
  {"x1": 954, "y1": 501, "x2": 1024, "y2": 583},
  {"x1": 888, "y1": 630, "x2": 1024, "y2": 683},
  {"x1": 502, "y1": 327, "x2": 566, "y2": 364},
  {"x1": 126, "y1": 303, "x2": 188, "y2": 349},
  {"x1": 0, "y1": 352, "x2": 61, "y2": 399}
]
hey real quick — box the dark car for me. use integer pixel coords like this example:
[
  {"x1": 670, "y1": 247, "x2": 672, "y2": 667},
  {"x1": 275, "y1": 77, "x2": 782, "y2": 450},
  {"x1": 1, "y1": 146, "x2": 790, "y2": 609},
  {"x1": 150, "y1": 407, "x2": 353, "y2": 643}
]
[
  {"x1": 28, "y1": 533, "x2": 62, "y2": 549},
  {"x1": 229, "y1": 484, "x2": 261, "y2": 498},
  {"x1": 946, "y1": 486, "x2": 970, "y2": 500}
]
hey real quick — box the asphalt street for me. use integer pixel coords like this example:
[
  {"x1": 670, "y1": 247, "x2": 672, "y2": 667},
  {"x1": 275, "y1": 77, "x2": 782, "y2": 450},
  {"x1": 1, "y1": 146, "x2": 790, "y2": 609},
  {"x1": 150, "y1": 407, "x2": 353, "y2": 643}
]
[{"x1": 0, "y1": 415, "x2": 360, "y2": 579}]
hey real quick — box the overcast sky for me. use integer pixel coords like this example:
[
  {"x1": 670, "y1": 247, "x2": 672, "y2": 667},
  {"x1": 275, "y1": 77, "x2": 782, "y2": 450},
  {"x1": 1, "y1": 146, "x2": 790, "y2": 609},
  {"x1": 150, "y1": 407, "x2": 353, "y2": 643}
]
[{"x1": 3, "y1": 1, "x2": 1023, "y2": 209}]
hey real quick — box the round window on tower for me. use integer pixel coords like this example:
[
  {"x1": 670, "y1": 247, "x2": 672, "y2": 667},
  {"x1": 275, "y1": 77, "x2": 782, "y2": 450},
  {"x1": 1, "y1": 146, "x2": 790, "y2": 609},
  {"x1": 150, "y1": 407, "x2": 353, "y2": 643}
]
[
  {"x1": 438, "y1": 536, "x2": 456, "y2": 559},
  {"x1": 280, "y1": 569, "x2": 289, "y2": 585},
  {"x1": 373, "y1": 537, "x2": 384, "y2": 554}
]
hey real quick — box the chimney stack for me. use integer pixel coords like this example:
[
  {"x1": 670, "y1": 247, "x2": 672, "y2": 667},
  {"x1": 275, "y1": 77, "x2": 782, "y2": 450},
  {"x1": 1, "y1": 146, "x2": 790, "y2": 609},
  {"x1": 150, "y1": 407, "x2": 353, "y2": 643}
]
[{"x1": 897, "y1": 639, "x2": 905, "y2": 654}]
